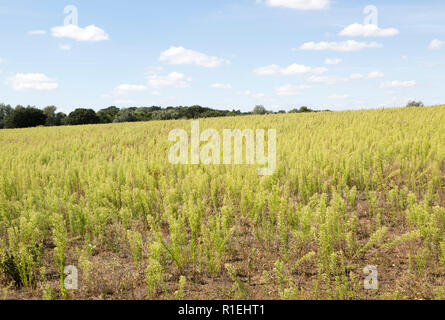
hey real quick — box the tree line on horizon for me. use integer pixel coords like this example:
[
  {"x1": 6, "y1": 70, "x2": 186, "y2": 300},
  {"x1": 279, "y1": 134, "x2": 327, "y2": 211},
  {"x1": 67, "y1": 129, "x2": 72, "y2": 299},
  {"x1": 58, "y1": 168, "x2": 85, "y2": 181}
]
[{"x1": 0, "y1": 104, "x2": 321, "y2": 130}]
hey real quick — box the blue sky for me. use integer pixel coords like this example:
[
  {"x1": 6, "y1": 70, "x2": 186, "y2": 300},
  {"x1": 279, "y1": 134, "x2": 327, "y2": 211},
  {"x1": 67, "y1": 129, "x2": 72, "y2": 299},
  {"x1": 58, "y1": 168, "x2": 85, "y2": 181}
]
[{"x1": 0, "y1": 0, "x2": 444, "y2": 113}]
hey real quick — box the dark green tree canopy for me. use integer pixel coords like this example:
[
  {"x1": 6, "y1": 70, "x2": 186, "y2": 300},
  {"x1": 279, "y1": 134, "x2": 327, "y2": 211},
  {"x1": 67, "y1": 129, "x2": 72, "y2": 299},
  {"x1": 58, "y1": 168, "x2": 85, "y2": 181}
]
[
  {"x1": 0, "y1": 102, "x2": 337, "y2": 130},
  {"x1": 65, "y1": 108, "x2": 100, "y2": 126},
  {"x1": 97, "y1": 106, "x2": 120, "y2": 123},
  {"x1": 114, "y1": 108, "x2": 139, "y2": 123},
  {"x1": 0, "y1": 103, "x2": 14, "y2": 129},
  {"x1": 43, "y1": 106, "x2": 60, "y2": 126},
  {"x1": 253, "y1": 105, "x2": 268, "y2": 115},
  {"x1": 289, "y1": 106, "x2": 316, "y2": 114},
  {"x1": 406, "y1": 100, "x2": 424, "y2": 107},
  {"x1": 4, "y1": 106, "x2": 46, "y2": 129}
]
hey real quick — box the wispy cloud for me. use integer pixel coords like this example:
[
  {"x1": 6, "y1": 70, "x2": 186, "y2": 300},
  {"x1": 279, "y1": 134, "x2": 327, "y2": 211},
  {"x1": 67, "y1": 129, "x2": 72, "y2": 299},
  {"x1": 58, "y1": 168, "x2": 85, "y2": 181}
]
[
  {"x1": 308, "y1": 75, "x2": 348, "y2": 85},
  {"x1": 28, "y1": 30, "x2": 47, "y2": 36},
  {"x1": 210, "y1": 83, "x2": 232, "y2": 89},
  {"x1": 263, "y1": 0, "x2": 330, "y2": 10},
  {"x1": 299, "y1": 40, "x2": 383, "y2": 52},
  {"x1": 148, "y1": 72, "x2": 192, "y2": 89},
  {"x1": 349, "y1": 72, "x2": 385, "y2": 80},
  {"x1": 51, "y1": 25, "x2": 109, "y2": 42},
  {"x1": 59, "y1": 44, "x2": 72, "y2": 51},
  {"x1": 114, "y1": 84, "x2": 148, "y2": 95},
  {"x1": 340, "y1": 23, "x2": 399, "y2": 37},
  {"x1": 254, "y1": 63, "x2": 327, "y2": 76},
  {"x1": 368, "y1": 71, "x2": 385, "y2": 79},
  {"x1": 429, "y1": 39, "x2": 443, "y2": 50},
  {"x1": 160, "y1": 46, "x2": 230, "y2": 68},
  {"x1": 7, "y1": 73, "x2": 59, "y2": 91},
  {"x1": 380, "y1": 80, "x2": 417, "y2": 88},
  {"x1": 237, "y1": 90, "x2": 266, "y2": 99},
  {"x1": 324, "y1": 58, "x2": 342, "y2": 65},
  {"x1": 329, "y1": 94, "x2": 350, "y2": 99},
  {"x1": 349, "y1": 73, "x2": 364, "y2": 80},
  {"x1": 275, "y1": 84, "x2": 311, "y2": 96}
]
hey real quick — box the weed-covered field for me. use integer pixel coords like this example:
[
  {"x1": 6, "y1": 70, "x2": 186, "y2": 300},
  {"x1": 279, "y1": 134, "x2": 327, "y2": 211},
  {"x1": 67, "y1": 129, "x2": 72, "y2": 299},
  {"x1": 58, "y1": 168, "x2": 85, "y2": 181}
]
[{"x1": 1, "y1": 106, "x2": 444, "y2": 300}]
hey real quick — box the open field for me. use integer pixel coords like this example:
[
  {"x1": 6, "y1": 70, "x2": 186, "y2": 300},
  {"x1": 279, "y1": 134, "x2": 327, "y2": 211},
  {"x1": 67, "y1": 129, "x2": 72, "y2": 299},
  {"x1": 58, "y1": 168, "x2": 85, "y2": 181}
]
[{"x1": 1, "y1": 106, "x2": 445, "y2": 300}]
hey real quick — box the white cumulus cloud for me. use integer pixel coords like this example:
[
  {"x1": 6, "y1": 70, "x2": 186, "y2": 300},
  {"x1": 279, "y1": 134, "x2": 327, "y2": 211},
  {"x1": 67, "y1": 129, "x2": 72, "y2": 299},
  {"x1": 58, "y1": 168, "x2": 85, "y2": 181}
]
[
  {"x1": 159, "y1": 46, "x2": 230, "y2": 68},
  {"x1": 148, "y1": 72, "x2": 192, "y2": 89},
  {"x1": 380, "y1": 80, "x2": 416, "y2": 88},
  {"x1": 429, "y1": 39, "x2": 443, "y2": 50},
  {"x1": 51, "y1": 25, "x2": 109, "y2": 42},
  {"x1": 299, "y1": 40, "x2": 383, "y2": 52},
  {"x1": 254, "y1": 63, "x2": 327, "y2": 76},
  {"x1": 265, "y1": 0, "x2": 330, "y2": 10},
  {"x1": 7, "y1": 73, "x2": 59, "y2": 91},
  {"x1": 340, "y1": 23, "x2": 399, "y2": 37}
]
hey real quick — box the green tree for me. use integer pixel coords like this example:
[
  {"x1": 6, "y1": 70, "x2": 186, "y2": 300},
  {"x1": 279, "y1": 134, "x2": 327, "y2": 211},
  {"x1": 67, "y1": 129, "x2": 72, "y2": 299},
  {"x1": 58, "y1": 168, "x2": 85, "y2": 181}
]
[
  {"x1": 406, "y1": 100, "x2": 424, "y2": 107},
  {"x1": 97, "y1": 106, "x2": 120, "y2": 123},
  {"x1": 114, "y1": 108, "x2": 138, "y2": 123},
  {"x1": 55, "y1": 112, "x2": 67, "y2": 126},
  {"x1": 65, "y1": 108, "x2": 100, "y2": 126},
  {"x1": 253, "y1": 105, "x2": 267, "y2": 115},
  {"x1": 289, "y1": 106, "x2": 315, "y2": 113},
  {"x1": 43, "y1": 106, "x2": 58, "y2": 126},
  {"x1": 134, "y1": 107, "x2": 152, "y2": 121},
  {"x1": 0, "y1": 103, "x2": 13, "y2": 129},
  {"x1": 4, "y1": 106, "x2": 46, "y2": 128}
]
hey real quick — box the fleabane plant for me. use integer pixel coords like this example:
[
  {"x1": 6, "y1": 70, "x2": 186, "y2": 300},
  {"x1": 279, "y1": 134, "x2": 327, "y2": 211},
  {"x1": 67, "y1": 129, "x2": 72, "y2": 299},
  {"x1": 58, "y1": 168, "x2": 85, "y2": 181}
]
[{"x1": 168, "y1": 121, "x2": 277, "y2": 176}]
